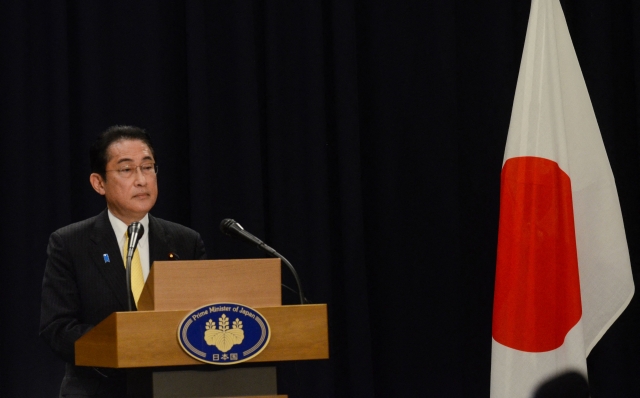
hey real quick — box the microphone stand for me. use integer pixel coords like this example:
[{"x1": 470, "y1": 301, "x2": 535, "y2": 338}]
[
  {"x1": 125, "y1": 249, "x2": 134, "y2": 311},
  {"x1": 258, "y1": 244, "x2": 305, "y2": 305},
  {"x1": 220, "y1": 219, "x2": 306, "y2": 305},
  {"x1": 125, "y1": 222, "x2": 144, "y2": 311}
]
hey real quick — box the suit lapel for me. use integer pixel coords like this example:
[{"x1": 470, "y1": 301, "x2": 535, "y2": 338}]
[
  {"x1": 149, "y1": 214, "x2": 173, "y2": 266},
  {"x1": 89, "y1": 209, "x2": 130, "y2": 309}
]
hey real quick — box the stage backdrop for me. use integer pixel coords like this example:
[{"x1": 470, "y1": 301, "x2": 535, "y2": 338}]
[{"x1": 1, "y1": 1, "x2": 638, "y2": 397}]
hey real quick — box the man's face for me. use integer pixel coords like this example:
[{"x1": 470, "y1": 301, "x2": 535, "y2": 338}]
[{"x1": 90, "y1": 139, "x2": 158, "y2": 224}]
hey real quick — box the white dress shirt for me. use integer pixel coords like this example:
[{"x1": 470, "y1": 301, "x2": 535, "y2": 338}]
[{"x1": 107, "y1": 210, "x2": 151, "y2": 281}]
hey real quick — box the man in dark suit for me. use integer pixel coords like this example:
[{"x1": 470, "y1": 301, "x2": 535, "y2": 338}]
[{"x1": 40, "y1": 126, "x2": 206, "y2": 397}]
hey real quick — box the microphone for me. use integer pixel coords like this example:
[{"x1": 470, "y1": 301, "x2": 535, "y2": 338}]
[
  {"x1": 219, "y1": 219, "x2": 305, "y2": 304},
  {"x1": 125, "y1": 222, "x2": 144, "y2": 311},
  {"x1": 220, "y1": 218, "x2": 277, "y2": 255}
]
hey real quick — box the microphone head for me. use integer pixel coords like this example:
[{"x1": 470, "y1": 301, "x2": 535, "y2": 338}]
[
  {"x1": 220, "y1": 218, "x2": 243, "y2": 235},
  {"x1": 127, "y1": 222, "x2": 145, "y2": 240},
  {"x1": 219, "y1": 218, "x2": 272, "y2": 254}
]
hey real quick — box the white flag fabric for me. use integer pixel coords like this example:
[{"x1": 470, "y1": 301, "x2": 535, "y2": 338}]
[{"x1": 490, "y1": 0, "x2": 635, "y2": 397}]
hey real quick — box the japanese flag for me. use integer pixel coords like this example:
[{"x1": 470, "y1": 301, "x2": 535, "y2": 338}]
[{"x1": 490, "y1": 0, "x2": 635, "y2": 397}]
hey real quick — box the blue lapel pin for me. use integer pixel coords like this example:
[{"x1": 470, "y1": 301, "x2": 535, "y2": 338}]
[{"x1": 103, "y1": 254, "x2": 110, "y2": 263}]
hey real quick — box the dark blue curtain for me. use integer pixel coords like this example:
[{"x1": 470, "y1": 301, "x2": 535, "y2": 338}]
[{"x1": 1, "y1": 1, "x2": 638, "y2": 397}]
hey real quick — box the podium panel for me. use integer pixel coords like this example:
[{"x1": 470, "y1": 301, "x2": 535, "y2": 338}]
[
  {"x1": 75, "y1": 304, "x2": 329, "y2": 368},
  {"x1": 137, "y1": 259, "x2": 282, "y2": 311}
]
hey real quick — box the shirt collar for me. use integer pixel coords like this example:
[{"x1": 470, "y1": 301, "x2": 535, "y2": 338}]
[{"x1": 107, "y1": 210, "x2": 149, "y2": 248}]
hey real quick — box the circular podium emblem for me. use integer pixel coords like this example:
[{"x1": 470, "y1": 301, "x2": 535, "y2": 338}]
[{"x1": 177, "y1": 303, "x2": 271, "y2": 365}]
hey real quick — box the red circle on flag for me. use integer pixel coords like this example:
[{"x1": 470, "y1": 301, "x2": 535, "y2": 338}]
[{"x1": 493, "y1": 156, "x2": 582, "y2": 352}]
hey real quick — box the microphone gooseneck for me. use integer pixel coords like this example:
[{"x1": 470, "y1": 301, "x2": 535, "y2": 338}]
[
  {"x1": 125, "y1": 222, "x2": 144, "y2": 311},
  {"x1": 219, "y1": 218, "x2": 305, "y2": 304}
]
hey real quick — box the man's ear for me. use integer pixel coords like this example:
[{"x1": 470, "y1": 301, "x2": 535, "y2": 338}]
[{"x1": 90, "y1": 173, "x2": 106, "y2": 195}]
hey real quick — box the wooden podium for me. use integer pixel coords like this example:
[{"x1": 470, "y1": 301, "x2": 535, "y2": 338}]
[{"x1": 75, "y1": 259, "x2": 329, "y2": 397}]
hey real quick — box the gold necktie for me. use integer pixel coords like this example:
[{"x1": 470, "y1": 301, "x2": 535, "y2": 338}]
[{"x1": 124, "y1": 231, "x2": 145, "y2": 305}]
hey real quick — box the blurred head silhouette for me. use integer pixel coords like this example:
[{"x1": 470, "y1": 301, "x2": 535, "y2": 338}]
[{"x1": 533, "y1": 371, "x2": 589, "y2": 398}]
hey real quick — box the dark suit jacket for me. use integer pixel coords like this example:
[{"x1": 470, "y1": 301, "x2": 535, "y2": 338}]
[{"x1": 40, "y1": 209, "x2": 206, "y2": 397}]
